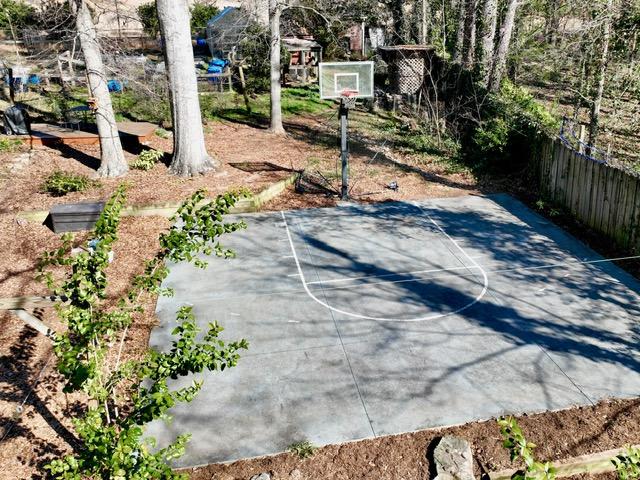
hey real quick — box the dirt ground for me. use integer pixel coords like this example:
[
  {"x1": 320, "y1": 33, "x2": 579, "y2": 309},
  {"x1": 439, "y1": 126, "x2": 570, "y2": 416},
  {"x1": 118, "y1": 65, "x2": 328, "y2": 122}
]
[
  {"x1": 0, "y1": 108, "x2": 637, "y2": 479},
  {"x1": 189, "y1": 398, "x2": 640, "y2": 480}
]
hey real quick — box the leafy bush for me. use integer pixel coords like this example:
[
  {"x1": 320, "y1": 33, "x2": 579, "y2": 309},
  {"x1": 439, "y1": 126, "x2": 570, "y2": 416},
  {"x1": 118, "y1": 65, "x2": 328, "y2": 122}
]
[
  {"x1": 131, "y1": 149, "x2": 164, "y2": 170},
  {"x1": 0, "y1": 137, "x2": 23, "y2": 152},
  {"x1": 137, "y1": 2, "x2": 159, "y2": 37},
  {"x1": 0, "y1": 0, "x2": 36, "y2": 29},
  {"x1": 498, "y1": 417, "x2": 556, "y2": 480},
  {"x1": 40, "y1": 188, "x2": 249, "y2": 479},
  {"x1": 239, "y1": 23, "x2": 290, "y2": 94},
  {"x1": 138, "y1": 1, "x2": 218, "y2": 37},
  {"x1": 190, "y1": 1, "x2": 219, "y2": 34},
  {"x1": 41, "y1": 171, "x2": 96, "y2": 197},
  {"x1": 465, "y1": 80, "x2": 559, "y2": 172},
  {"x1": 613, "y1": 446, "x2": 640, "y2": 480}
]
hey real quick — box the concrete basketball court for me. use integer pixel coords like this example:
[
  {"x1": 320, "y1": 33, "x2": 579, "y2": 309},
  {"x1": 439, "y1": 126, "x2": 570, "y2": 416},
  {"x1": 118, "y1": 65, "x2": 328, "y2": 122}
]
[{"x1": 145, "y1": 193, "x2": 640, "y2": 467}]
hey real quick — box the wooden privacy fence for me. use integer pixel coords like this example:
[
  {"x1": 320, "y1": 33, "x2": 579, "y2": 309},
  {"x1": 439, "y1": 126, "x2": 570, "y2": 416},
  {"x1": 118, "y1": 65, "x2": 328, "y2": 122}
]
[{"x1": 536, "y1": 138, "x2": 640, "y2": 252}]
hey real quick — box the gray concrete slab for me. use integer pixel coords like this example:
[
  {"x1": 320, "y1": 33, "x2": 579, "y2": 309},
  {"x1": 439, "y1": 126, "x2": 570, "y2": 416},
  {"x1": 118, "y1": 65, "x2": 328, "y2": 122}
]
[{"x1": 147, "y1": 193, "x2": 640, "y2": 467}]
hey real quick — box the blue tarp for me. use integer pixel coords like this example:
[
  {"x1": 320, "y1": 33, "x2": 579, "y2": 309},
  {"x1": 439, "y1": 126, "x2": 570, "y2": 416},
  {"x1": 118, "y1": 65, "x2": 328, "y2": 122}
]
[{"x1": 108, "y1": 79, "x2": 123, "y2": 93}]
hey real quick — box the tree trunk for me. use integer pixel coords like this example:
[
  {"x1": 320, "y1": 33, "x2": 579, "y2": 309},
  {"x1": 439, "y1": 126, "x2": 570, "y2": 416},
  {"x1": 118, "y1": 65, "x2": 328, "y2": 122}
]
[
  {"x1": 453, "y1": 0, "x2": 466, "y2": 63},
  {"x1": 73, "y1": 0, "x2": 128, "y2": 177},
  {"x1": 269, "y1": 0, "x2": 285, "y2": 135},
  {"x1": 462, "y1": 0, "x2": 477, "y2": 68},
  {"x1": 157, "y1": 0, "x2": 217, "y2": 176},
  {"x1": 480, "y1": 0, "x2": 498, "y2": 86},
  {"x1": 488, "y1": 0, "x2": 519, "y2": 92},
  {"x1": 544, "y1": 0, "x2": 560, "y2": 45},
  {"x1": 588, "y1": 0, "x2": 613, "y2": 148},
  {"x1": 421, "y1": 0, "x2": 431, "y2": 44}
]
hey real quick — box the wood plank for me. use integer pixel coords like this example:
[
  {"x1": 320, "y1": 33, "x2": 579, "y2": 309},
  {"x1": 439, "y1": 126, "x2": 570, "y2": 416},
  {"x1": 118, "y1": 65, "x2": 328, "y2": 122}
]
[
  {"x1": 29, "y1": 121, "x2": 157, "y2": 147},
  {"x1": 580, "y1": 159, "x2": 594, "y2": 224},
  {"x1": 574, "y1": 152, "x2": 587, "y2": 217},
  {"x1": 594, "y1": 164, "x2": 610, "y2": 233},
  {"x1": 548, "y1": 141, "x2": 561, "y2": 200},
  {"x1": 628, "y1": 178, "x2": 640, "y2": 250},
  {"x1": 613, "y1": 169, "x2": 626, "y2": 238},
  {"x1": 489, "y1": 444, "x2": 640, "y2": 480},
  {"x1": 621, "y1": 176, "x2": 639, "y2": 249},
  {"x1": 552, "y1": 142, "x2": 566, "y2": 204},
  {"x1": 603, "y1": 168, "x2": 619, "y2": 237},
  {"x1": 563, "y1": 148, "x2": 574, "y2": 209},
  {"x1": 587, "y1": 161, "x2": 603, "y2": 230}
]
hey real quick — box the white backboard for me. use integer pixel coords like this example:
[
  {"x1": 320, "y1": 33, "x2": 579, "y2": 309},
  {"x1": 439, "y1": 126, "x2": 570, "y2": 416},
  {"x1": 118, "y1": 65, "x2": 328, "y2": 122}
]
[{"x1": 319, "y1": 61, "x2": 374, "y2": 99}]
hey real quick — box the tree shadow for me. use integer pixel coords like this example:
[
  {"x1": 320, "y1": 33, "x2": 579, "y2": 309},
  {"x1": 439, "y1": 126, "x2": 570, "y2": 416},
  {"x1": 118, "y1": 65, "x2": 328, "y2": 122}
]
[{"x1": 0, "y1": 324, "x2": 80, "y2": 473}]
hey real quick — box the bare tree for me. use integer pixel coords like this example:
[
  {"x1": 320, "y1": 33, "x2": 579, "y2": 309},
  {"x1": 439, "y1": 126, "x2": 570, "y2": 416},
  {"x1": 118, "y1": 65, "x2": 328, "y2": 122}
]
[
  {"x1": 157, "y1": 0, "x2": 218, "y2": 176},
  {"x1": 479, "y1": 0, "x2": 498, "y2": 86},
  {"x1": 72, "y1": 0, "x2": 128, "y2": 177},
  {"x1": 269, "y1": 0, "x2": 285, "y2": 134},
  {"x1": 454, "y1": 0, "x2": 466, "y2": 63},
  {"x1": 488, "y1": 0, "x2": 520, "y2": 91},
  {"x1": 462, "y1": 0, "x2": 478, "y2": 68},
  {"x1": 588, "y1": 0, "x2": 614, "y2": 147}
]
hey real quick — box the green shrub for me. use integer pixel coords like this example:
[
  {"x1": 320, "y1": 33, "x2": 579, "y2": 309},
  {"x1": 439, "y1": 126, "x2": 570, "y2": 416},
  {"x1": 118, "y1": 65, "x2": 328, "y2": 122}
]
[
  {"x1": 131, "y1": 149, "x2": 164, "y2": 171},
  {"x1": 467, "y1": 80, "x2": 560, "y2": 171},
  {"x1": 239, "y1": 23, "x2": 290, "y2": 94},
  {"x1": 0, "y1": 0, "x2": 36, "y2": 29},
  {"x1": 0, "y1": 137, "x2": 23, "y2": 152},
  {"x1": 137, "y1": 0, "x2": 218, "y2": 37},
  {"x1": 137, "y1": 2, "x2": 159, "y2": 37},
  {"x1": 41, "y1": 171, "x2": 96, "y2": 197},
  {"x1": 288, "y1": 441, "x2": 316, "y2": 459}
]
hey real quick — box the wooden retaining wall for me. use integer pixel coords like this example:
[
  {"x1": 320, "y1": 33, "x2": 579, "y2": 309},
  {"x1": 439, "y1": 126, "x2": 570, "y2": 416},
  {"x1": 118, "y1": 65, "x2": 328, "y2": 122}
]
[{"x1": 536, "y1": 138, "x2": 640, "y2": 252}]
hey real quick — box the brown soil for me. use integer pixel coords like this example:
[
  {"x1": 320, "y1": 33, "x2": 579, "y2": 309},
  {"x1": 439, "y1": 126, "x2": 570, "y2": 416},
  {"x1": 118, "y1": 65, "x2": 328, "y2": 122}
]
[
  {"x1": 189, "y1": 398, "x2": 640, "y2": 480},
  {"x1": 0, "y1": 110, "x2": 635, "y2": 480}
]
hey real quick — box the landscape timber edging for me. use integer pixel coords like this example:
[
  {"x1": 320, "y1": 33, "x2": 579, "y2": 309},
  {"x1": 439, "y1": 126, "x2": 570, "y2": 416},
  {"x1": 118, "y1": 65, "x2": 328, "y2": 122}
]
[
  {"x1": 16, "y1": 171, "x2": 300, "y2": 224},
  {"x1": 488, "y1": 444, "x2": 640, "y2": 480}
]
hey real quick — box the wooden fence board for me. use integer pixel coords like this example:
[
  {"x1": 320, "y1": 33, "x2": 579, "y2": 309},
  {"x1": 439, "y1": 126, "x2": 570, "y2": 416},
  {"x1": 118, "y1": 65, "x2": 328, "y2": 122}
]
[
  {"x1": 623, "y1": 176, "x2": 640, "y2": 251},
  {"x1": 532, "y1": 138, "x2": 640, "y2": 252},
  {"x1": 603, "y1": 168, "x2": 619, "y2": 237},
  {"x1": 565, "y1": 149, "x2": 576, "y2": 209},
  {"x1": 579, "y1": 158, "x2": 594, "y2": 222},
  {"x1": 587, "y1": 162, "x2": 603, "y2": 230}
]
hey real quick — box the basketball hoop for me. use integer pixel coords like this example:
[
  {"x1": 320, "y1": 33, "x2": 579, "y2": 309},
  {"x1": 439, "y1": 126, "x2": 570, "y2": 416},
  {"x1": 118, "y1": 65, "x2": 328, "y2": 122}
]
[{"x1": 340, "y1": 89, "x2": 359, "y2": 109}]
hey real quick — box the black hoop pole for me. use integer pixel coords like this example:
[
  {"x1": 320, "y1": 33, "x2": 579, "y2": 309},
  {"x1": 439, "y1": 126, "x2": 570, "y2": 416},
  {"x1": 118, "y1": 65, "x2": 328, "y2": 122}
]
[{"x1": 340, "y1": 98, "x2": 349, "y2": 200}]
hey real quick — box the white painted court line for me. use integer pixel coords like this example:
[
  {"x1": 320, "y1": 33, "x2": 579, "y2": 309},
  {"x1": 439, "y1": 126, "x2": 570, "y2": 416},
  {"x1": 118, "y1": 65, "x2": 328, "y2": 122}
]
[{"x1": 280, "y1": 210, "x2": 490, "y2": 323}]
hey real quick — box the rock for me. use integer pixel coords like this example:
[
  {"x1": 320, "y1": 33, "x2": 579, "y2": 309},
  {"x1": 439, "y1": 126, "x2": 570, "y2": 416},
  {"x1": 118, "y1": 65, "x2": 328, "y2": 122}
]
[
  {"x1": 250, "y1": 473, "x2": 271, "y2": 480},
  {"x1": 289, "y1": 469, "x2": 303, "y2": 480},
  {"x1": 433, "y1": 436, "x2": 474, "y2": 480}
]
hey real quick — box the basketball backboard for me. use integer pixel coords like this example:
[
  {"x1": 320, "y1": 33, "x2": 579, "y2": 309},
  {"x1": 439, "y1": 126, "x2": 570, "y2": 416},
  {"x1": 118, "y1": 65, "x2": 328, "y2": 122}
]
[{"x1": 319, "y1": 61, "x2": 374, "y2": 99}]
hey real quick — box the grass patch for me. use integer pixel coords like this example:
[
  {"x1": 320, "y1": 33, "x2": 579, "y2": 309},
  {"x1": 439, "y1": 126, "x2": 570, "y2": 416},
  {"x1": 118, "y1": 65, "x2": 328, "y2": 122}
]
[
  {"x1": 0, "y1": 137, "x2": 23, "y2": 152},
  {"x1": 198, "y1": 86, "x2": 333, "y2": 124},
  {"x1": 41, "y1": 171, "x2": 97, "y2": 197}
]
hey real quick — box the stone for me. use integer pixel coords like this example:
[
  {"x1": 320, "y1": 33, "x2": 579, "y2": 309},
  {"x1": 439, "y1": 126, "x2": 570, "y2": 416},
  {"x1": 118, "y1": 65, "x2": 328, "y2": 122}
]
[
  {"x1": 433, "y1": 436, "x2": 475, "y2": 480},
  {"x1": 250, "y1": 474, "x2": 271, "y2": 480},
  {"x1": 289, "y1": 469, "x2": 303, "y2": 480}
]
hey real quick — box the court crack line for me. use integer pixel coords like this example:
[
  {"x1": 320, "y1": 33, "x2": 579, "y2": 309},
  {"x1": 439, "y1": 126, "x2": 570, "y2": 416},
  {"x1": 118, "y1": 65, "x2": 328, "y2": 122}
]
[{"x1": 280, "y1": 211, "x2": 490, "y2": 323}]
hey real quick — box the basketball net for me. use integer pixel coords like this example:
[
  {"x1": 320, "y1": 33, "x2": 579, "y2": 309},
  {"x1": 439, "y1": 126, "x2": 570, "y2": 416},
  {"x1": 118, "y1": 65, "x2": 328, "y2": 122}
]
[{"x1": 340, "y1": 89, "x2": 359, "y2": 109}]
